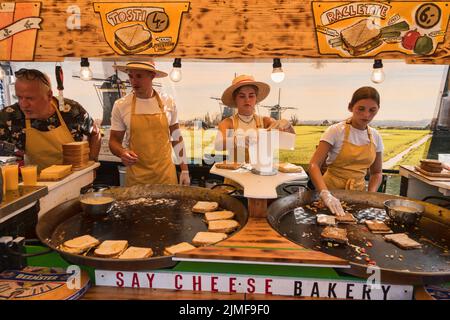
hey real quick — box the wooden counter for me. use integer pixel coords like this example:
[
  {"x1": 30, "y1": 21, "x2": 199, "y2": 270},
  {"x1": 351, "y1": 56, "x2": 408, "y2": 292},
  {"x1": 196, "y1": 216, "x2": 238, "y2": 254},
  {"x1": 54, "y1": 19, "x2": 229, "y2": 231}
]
[{"x1": 399, "y1": 165, "x2": 450, "y2": 199}]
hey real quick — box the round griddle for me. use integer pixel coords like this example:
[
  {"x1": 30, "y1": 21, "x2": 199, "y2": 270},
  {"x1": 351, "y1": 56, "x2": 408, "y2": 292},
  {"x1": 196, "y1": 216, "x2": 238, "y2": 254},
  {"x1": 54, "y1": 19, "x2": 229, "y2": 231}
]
[
  {"x1": 267, "y1": 190, "x2": 450, "y2": 285},
  {"x1": 36, "y1": 185, "x2": 248, "y2": 270}
]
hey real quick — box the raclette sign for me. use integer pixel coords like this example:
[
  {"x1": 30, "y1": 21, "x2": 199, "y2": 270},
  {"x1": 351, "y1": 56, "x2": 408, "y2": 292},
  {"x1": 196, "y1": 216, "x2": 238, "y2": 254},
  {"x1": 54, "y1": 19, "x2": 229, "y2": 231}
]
[{"x1": 312, "y1": 1, "x2": 450, "y2": 57}]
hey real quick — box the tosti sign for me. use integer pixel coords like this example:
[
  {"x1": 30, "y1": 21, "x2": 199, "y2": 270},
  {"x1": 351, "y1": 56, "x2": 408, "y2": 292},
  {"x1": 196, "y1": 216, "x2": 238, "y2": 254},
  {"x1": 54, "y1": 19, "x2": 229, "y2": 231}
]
[{"x1": 94, "y1": 2, "x2": 190, "y2": 55}]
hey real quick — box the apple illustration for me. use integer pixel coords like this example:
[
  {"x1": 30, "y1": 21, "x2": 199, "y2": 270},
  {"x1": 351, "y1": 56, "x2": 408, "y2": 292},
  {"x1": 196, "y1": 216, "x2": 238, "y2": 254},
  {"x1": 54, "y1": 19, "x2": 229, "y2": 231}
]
[{"x1": 402, "y1": 29, "x2": 421, "y2": 50}]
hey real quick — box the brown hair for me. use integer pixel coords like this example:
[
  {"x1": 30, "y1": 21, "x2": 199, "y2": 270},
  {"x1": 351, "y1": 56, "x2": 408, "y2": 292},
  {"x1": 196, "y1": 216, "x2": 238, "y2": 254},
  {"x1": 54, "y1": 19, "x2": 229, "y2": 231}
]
[
  {"x1": 349, "y1": 86, "x2": 380, "y2": 108},
  {"x1": 232, "y1": 84, "x2": 259, "y2": 100}
]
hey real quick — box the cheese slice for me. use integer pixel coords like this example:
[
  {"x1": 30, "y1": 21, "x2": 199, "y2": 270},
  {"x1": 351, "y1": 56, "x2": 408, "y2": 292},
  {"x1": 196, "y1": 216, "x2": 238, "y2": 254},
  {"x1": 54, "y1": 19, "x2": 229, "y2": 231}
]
[{"x1": 40, "y1": 164, "x2": 73, "y2": 180}]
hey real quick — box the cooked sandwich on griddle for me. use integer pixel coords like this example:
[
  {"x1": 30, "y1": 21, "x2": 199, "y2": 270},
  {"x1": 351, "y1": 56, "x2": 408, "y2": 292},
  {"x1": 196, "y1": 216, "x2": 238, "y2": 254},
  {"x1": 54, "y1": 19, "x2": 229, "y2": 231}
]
[
  {"x1": 114, "y1": 24, "x2": 152, "y2": 54},
  {"x1": 205, "y1": 210, "x2": 235, "y2": 222},
  {"x1": 365, "y1": 220, "x2": 393, "y2": 234},
  {"x1": 118, "y1": 246, "x2": 153, "y2": 259},
  {"x1": 277, "y1": 162, "x2": 303, "y2": 173},
  {"x1": 340, "y1": 19, "x2": 382, "y2": 56},
  {"x1": 192, "y1": 231, "x2": 228, "y2": 246},
  {"x1": 316, "y1": 214, "x2": 336, "y2": 226},
  {"x1": 164, "y1": 242, "x2": 196, "y2": 255},
  {"x1": 94, "y1": 240, "x2": 128, "y2": 258},
  {"x1": 208, "y1": 219, "x2": 240, "y2": 233},
  {"x1": 320, "y1": 226, "x2": 348, "y2": 244},
  {"x1": 384, "y1": 233, "x2": 422, "y2": 249},
  {"x1": 59, "y1": 235, "x2": 100, "y2": 254},
  {"x1": 335, "y1": 213, "x2": 357, "y2": 224},
  {"x1": 192, "y1": 201, "x2": 219, "y2": 213}
]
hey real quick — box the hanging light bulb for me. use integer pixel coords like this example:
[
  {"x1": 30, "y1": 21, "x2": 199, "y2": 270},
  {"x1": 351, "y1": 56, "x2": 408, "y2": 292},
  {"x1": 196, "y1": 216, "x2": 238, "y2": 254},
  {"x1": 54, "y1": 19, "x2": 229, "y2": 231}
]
[
  {"x1": 0, "y1": 66, "x2": 5, "y2": 81},
  {"x1": 170, "y1": 58, "x2": 182, "y2": 82},
  {"x1": 271, "y1": 58, "x2": 285, "y2": 83},
  {"x1": 371, "y1": 59, "x2": 385, "y2": 84},
  {"x1": 80, "y1": 58, "x2": 92, "y2": 81}
]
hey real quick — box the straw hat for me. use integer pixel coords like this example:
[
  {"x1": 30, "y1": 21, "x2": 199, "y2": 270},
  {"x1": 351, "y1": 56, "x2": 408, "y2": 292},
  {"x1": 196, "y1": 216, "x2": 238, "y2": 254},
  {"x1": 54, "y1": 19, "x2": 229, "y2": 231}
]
[
  {"x1": 113, "y1": 60, "x2": 168, "y2": 78},
  {"x1": 221, "y1": 75, "x2": 270, "y2": 107}
]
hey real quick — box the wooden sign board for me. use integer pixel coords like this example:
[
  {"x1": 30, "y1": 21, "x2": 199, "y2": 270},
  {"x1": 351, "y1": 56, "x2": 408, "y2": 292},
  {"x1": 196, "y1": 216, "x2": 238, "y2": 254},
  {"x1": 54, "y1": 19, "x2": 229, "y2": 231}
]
[{"x1": 0, "y1": 0, "x2": 450, "y2": 63}]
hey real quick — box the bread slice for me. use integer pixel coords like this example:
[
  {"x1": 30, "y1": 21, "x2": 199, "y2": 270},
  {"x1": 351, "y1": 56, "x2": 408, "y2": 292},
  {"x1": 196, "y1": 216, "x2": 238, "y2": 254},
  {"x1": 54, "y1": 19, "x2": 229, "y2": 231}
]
[
  {"x1": 192, "y1": 201, "x2": 219, "y2": 213},
  {"x1": 164, "y1": 242, "x2": 196, "y2": 255},
  {"x1": 277, "y1": 162, "x2": 303, "y2": 173},
  {"x1": 192, "y1": 232, "x2": 227, "y2": 246},
  {"x1": 320, "y1": 227, "x2": 348, "y2": 244},
  {"x1": 208, "y1": 219, "x2": 240, "y2": 233},
  {"x1": 335, "y1": 213, "x2": 357, "y2": 224},
  {"x1": 205, "y1": 210, "x2": 235, "y2": 222},
  {"x1": 216, "y1": 162, "x2": 242, "y2": 170},
  {"x1": 365, "y1": 220, "x2": 393, "y2": 234},
  {"x1": 118, "y1": 246, "x2": 153, "y2": 259},
  {"x1": 94, "y1": 240, "x2": 128, "y2": 258},
  {"x1": 316, "y1": 214, "x2": 336, "y2": 226},
  {"x1": 384, "y1": 233, "x2": 422, "y2": 249},
  {"x1": 60, "y1": 235, "x2": 100, "y2": 254}
]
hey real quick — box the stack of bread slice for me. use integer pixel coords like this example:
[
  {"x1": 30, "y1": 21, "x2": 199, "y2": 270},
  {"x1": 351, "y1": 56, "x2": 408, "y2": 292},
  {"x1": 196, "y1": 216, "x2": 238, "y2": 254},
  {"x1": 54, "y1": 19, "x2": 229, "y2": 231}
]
[{"x1": 63, "y1": 141, "x2": 90, "y2": 169}]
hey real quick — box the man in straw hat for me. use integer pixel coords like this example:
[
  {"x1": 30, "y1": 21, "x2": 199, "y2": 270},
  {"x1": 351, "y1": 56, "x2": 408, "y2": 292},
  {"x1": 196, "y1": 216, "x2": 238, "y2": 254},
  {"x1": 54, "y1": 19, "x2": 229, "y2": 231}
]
[
  {"x1": 0, "y1": 68, "x2": 101, "y2": 171},
  {"x1": 109, "y1": 60, "x2": 190, "y2": 186},
  {"x1": 214, "y1": 74, "x2": 294, "y2": 187}
]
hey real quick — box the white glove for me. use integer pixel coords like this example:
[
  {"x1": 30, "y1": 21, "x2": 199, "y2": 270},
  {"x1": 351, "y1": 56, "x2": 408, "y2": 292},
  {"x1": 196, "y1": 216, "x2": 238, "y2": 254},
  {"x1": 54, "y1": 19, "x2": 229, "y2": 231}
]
[
  {"x1": 179, "y1": 171, "x2": 190, "y2": 186},
  {"x1": 319, "y1": 190, "x2": 345, "y2": 216},
  {"x1": 268, "y1": 119, "x2": 291, "y2": 130}
]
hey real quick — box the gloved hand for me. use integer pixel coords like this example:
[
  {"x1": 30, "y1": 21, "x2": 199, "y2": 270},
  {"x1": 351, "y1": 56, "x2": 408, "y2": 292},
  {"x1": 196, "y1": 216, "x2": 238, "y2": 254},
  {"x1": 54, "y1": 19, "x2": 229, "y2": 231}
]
[
  {"x1": 319, "y1": 190, "x2": 345, "y2": 216},
  {"x1": 267, "y1": 119, "x2": 291, "y2": 131},
  {"x1": 179, "y1": 170, "x2": 190, "y2": 186}
]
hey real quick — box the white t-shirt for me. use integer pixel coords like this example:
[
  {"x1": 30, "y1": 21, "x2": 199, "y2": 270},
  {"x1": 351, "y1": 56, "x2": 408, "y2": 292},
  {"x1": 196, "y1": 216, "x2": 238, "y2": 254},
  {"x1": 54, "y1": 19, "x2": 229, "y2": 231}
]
[
  {"x1": 110, "y1": 91, "x2": 178, "y2": 147},
  {"x1": 320, "y1": 121, "x2": 384, "y2": 165}
]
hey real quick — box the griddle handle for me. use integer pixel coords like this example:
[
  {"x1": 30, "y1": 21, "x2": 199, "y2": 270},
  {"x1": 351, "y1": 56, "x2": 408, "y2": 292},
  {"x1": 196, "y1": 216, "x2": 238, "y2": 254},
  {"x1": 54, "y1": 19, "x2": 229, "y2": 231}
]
[
  {"x1": 422, "y1": 196, "x2": 450, "y2": 209},
  {"x1": 5, "y1": 239, "x2": 53, "y2": 257}
]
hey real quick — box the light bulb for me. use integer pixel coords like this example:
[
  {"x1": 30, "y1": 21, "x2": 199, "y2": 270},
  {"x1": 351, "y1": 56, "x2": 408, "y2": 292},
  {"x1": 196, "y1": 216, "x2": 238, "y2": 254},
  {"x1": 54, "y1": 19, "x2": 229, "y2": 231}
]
[
  {"x1": 371, "y1": 59, "x2": 385, "y2": 84},
  {"x1": 0, "y1": 68, "x2": 5, "y2": 81},
  {"x1": 271, "y1": 68, "x2": 285, "y2": 83},
  {"x1": 371, "y1": 68, "x2": 385, "y2": 83},
  {"x1": 271, "y1": 58, "x2": 285, "y2": 83},
  {"x1": 80, "y1": 67, "x2": 92, "y2": 81},
  {"x1": 170, "y1": 68, "x2": 182, "y2": 82}
]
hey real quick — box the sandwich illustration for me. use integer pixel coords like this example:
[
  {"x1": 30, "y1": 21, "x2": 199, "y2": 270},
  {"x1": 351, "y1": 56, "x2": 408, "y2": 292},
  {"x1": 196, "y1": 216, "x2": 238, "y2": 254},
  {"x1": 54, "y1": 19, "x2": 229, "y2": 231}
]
[
  {"x1": 340, "y1": 19, "x2": 383, "y2": 56},
  {"x1": 328, "y1": 19, "x2": 410, "y2": 56},
  {"x1": 114, "y1": 24, "x2": 153, "y2": 54}
]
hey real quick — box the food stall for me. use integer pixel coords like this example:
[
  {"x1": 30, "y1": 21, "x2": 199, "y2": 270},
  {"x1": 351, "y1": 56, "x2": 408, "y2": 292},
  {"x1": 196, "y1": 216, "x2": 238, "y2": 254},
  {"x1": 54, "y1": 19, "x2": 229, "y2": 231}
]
[{"x1": 0, "y1": 0, "x2": 449, "y2": 302}]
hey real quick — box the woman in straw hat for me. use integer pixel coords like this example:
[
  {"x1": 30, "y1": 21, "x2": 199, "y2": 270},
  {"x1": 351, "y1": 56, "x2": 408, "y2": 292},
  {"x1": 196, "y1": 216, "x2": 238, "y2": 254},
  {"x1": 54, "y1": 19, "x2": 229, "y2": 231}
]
[
  {"x1": 109, "y1": 60, "x2": 190, "y2": 187},
  {"x1": 309, "y1": 86, "x2": 384, "y2": 216},
  {"x1": 214, "y1": 74, "x2": 294, "y2": 188}
]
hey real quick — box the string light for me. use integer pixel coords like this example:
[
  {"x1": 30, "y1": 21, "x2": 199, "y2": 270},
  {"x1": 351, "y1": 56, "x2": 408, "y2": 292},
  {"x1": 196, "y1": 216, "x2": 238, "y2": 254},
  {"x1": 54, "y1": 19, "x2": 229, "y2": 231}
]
[
  {"x1": 170, "y1": 58, "x2": 182, "y2": 82},
  {"x1": 271, "y1": 58, "x2": 285, "y2": 83},
  {"x1": 371, "y1": 59, "x2": 385, "y2": 84},
  {"x1": 80, "y1": 58, "x2": 93, "y2": 81}
]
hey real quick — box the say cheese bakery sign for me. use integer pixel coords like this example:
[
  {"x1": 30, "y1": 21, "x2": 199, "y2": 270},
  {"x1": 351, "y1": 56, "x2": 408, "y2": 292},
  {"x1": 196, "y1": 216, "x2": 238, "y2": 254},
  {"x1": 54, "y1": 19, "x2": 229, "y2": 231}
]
[
  {"x1": 94, "y1": 2, "x2": 190, "y2": 55},
  {"x1": 95, "y1": 270, "x2": 414, "y2": 300},
  {"x1": 312, "y1": 1, "x2": 450, "y2": 57}
]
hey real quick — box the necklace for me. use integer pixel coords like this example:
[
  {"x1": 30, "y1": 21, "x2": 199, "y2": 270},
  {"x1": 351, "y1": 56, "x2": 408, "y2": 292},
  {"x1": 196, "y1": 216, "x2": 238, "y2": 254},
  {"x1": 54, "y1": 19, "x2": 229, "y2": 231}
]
[{"x1": 238, "y1": 114, "x2": 254, "y2": 124}]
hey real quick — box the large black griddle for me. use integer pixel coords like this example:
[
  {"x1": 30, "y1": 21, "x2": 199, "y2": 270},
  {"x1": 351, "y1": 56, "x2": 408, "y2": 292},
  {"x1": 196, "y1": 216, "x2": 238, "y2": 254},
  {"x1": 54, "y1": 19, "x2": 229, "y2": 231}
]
[
  {"x1": 37, "y1": 185, "x2": 248, "y2": 270},
  {"x1": 267, "y1": 190, "x2": 450, "y2": 285}
]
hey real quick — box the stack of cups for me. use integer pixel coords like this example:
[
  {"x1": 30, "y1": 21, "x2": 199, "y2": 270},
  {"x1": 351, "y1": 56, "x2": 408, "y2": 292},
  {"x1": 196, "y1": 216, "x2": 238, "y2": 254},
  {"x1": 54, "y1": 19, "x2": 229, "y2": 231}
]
[{"x1": 62, "y1": 141, "x2": 90, "y2": 169}]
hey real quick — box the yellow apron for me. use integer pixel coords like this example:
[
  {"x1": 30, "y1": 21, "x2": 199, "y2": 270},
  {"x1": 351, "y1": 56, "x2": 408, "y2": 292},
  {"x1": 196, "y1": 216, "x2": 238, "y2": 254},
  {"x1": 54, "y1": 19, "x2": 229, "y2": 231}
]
[
  {"x1": 223, "y1": 114, "x2": 263, "y2": 189},
  {"x1": 323, "y1": 120, "x2": 376, "y2": 191},
  {"x1": 25, "y1": 100, "x2": 75, "y2": 172},
  {"x1": 125, "y1": 92, "x2": 177, "y2": 186}
]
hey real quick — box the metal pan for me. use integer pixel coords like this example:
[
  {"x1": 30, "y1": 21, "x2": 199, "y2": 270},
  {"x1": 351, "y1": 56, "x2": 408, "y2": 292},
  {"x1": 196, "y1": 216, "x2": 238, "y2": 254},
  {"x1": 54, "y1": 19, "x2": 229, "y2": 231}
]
[
  {"x1": 267, "y1": 190, "x2": 450, "y2": 285},
  {"x1": 36, "y1": 184, "x2": 248, "y2": 270}
]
